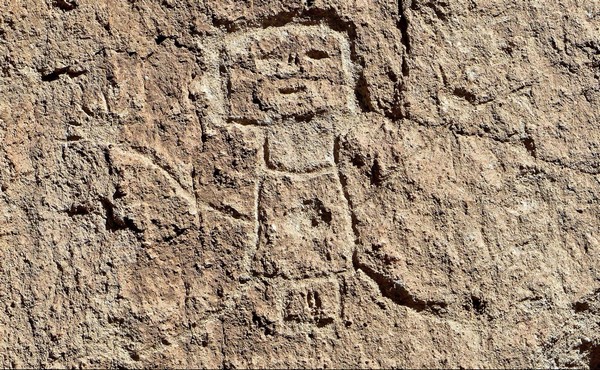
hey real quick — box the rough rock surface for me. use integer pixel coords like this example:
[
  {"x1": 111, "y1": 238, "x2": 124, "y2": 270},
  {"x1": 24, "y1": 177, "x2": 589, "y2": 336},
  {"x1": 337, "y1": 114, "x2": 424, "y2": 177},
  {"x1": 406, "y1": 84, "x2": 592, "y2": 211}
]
[{"x1": 1, "y1": 0, "x2": 599, "y2": 368}]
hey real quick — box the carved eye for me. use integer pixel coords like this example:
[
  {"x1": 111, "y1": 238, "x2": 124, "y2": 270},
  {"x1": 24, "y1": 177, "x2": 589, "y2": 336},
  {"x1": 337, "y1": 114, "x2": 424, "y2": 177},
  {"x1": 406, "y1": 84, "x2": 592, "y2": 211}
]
[{"x1": 305, "y1": 49, "x2": 329, "y2": 60}]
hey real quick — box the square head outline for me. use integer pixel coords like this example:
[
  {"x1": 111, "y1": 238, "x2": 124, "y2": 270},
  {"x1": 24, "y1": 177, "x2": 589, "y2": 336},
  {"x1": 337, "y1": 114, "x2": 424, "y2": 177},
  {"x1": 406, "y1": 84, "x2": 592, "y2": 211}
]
[{"x1": 222, "y1": 24, "x2": 357, "y2": 124}]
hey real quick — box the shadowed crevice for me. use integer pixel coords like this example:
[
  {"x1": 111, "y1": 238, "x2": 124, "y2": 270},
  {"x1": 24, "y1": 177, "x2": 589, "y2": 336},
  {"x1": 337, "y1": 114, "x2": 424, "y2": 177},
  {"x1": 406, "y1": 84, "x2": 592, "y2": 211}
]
[
  {"x1": 52, "y1": 0, "x2": 78, "y2": 11},
  {"x1": 397, "y1": 0, "x2": 411, "y2": 76},
  {"x1": 40, "y1": 66, "x2": 86, "y2": 82},
  {"x1": 352, "y1": 251, "x2": 447, "y2": 314},
  {"x1": 521, "y1": 137, "x2": 537, "y2": 158},
  {"x1": 100, "y1": 198, "x2": 142, "y2": 233}
]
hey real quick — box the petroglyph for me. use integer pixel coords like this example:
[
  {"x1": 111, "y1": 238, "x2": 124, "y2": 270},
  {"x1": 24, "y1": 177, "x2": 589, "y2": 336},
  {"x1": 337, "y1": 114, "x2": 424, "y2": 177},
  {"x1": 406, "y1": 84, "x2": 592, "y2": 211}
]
[
  {"x1": 211, "y1": 24, "x2": 362, "y2": 327},
  {"x1": 3, "y1": 1, "x2": 599, "y2": 368},
  {"x1": 212, "y1": 25, "x2": 358, "y2": 282}
]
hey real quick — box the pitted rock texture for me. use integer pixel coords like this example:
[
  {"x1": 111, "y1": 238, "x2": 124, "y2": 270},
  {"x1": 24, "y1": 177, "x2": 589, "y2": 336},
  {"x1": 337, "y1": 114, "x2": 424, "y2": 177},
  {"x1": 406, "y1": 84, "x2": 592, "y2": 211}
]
[{"x1": 1, "y1": 0, "x2": 599, "y2": 368}]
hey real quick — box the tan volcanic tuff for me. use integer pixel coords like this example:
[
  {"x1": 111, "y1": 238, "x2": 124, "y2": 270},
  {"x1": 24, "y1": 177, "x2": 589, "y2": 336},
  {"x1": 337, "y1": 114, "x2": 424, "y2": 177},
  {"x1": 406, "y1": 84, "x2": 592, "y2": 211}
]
[{"x1": 0, "y1": 0, "x2": 599, "y2": 368}]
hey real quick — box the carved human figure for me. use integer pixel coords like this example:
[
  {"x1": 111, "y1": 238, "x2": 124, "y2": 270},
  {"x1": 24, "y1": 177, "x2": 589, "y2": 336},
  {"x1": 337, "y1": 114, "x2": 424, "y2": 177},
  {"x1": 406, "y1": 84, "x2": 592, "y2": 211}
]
[{"x1": 222, "y1": 24, "x2": 358, "y2": 322}]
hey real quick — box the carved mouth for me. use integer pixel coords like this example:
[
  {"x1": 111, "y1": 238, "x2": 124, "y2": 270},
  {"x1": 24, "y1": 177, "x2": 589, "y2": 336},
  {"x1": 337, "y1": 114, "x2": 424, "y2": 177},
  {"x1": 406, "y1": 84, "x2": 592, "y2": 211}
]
[{"x1": 278, "y1": 85, "x2": 307, "y2": 95}]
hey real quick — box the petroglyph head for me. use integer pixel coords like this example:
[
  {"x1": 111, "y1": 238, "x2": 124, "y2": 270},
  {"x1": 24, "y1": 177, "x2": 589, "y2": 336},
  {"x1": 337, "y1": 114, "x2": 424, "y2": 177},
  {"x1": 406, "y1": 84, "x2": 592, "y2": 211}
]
[{"x1": 224, "y1": 24, "x2": 355, "y2": 124}]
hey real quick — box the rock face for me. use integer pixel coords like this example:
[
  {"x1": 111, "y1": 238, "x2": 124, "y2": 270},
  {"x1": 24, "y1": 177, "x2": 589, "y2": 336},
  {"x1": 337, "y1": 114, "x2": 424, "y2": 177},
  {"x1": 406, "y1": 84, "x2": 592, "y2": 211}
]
[{"x1": 1, "y1": 0, "x2": 599, "y2": 368}]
